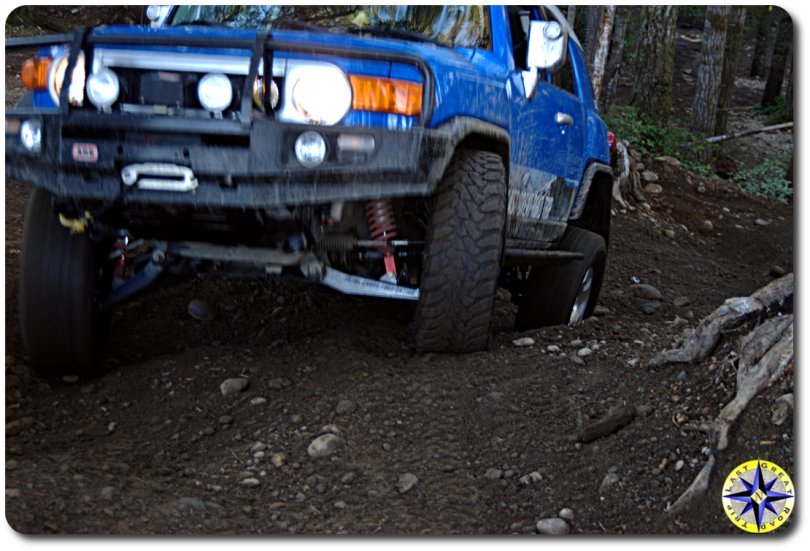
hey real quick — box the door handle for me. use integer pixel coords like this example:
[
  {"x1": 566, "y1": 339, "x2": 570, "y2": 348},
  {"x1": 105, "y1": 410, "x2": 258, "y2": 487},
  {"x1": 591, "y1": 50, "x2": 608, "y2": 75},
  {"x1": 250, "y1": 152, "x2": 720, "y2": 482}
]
[{"x1": 555, "y1": 112, "x2": 574, "y2": 126}]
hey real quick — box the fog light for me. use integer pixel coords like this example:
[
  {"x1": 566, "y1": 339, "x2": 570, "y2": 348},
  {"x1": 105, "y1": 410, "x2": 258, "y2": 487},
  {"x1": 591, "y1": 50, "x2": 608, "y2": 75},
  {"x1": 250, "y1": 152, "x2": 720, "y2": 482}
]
[
  {"x1": 86, "y1": 68, "x2": 120, "y2": 110},
  {"x1": 294, "y1": 131, "x2": 327, "y2": 168},
  {"x1": 20, "y1": 119, "x2": 42, "y2": 153},
  {"x1": 197, "y1": 73, "x2": 233, "y2": 113}
]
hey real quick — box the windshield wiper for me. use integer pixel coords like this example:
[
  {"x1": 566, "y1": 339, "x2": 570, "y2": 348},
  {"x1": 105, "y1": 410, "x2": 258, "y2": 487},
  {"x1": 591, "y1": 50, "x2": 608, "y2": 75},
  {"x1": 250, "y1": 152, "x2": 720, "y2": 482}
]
[{"x1": 344, "y1": 26, "x2": 446, "y2": 47}]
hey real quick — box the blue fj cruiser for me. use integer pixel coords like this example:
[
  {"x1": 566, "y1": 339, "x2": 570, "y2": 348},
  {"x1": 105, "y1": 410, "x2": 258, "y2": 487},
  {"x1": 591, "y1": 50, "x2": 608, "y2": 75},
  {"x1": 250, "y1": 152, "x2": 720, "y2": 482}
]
[{"x1": 5, "y1": 5, "x2": 612, "y2": 374}]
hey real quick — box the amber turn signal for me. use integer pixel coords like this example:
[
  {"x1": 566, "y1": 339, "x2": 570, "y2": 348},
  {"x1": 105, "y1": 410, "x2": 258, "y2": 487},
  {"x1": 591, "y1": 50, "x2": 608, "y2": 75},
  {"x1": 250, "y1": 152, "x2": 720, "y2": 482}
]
[
  {"x1": 349, "y1": 75, "x2": 422, "y2": 117},
  {"x1": 21, "y1": 57, "x2": 52, "y2": 90}
]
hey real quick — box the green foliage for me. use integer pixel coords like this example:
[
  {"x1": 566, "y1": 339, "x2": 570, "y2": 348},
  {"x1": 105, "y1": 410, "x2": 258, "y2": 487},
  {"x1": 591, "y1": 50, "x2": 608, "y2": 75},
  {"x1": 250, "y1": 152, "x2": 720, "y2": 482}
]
[
  {"x1": 757, "y1": 96, "x2": 791, "y2": 125},
  {"x1": 732, "y1": 156, "x2": 793, "y2": 203},
  {"x1": 604, "y1": 105, "x2": 713, "y2": 175}
]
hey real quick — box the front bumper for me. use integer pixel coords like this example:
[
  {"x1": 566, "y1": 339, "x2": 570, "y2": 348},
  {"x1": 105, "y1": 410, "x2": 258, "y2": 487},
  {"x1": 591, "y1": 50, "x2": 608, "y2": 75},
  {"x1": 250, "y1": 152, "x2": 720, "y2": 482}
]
[{"x1": 5, "y1": 110, "x2": 453, "y2": 208}]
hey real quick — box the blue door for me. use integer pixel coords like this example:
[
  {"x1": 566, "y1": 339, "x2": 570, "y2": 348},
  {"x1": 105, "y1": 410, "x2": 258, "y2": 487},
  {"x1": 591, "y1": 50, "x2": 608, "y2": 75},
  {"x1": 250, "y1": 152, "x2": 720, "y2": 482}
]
[{"x1": 505, "y1": 6, "x2": 585, "y2": 247}]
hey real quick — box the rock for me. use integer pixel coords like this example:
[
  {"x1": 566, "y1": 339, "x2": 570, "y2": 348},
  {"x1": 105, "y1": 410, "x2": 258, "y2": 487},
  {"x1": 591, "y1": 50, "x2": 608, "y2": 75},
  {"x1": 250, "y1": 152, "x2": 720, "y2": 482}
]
[
  {"x1": 187, "y1": 299, "x2": 214, "y2": 321},
  {"x1": 771, "y1": 393, "x2": 793, "y2": 426},
  {"x1": 202, "y1": 425, "x2": 216, "y2": 436},
  {"x1": 178, "y1": 497, "x2": 206, "y2": 512},
  {"x1": 576, "y1": 347, "x2": 593, "y2": 358},
  {"x1": 699, "y1": 220, "x2": 714, "y2": 234},
  {"x1": 397, "y1": 473, "x2": 419, "y2": 494},
  {"x1": 271, "y1": 452, "x2": 287, "y2": 468},
  {"x1": 672, "y1": 296, "x2": 691, "y2": 307},
  {"x1": 644, "y1": 183, "x2": 663, "y2": 194},
  {"x1": 268, "y1": 378, "x2": 292, "y2": 390},
  {"x1": 220, "y1": 377, "x2": 249, "y2": 397},
  {"x1": 633, "y1": 284, "x2": 662, "y2": 300},
  {"x1": 635, "y1": 404, "x2": 653, "y2": 417},
  {"x1": 62, "y1": 375, "x2": 80, "y2": 384},
  {"x1": 336, "y1": 399, "x2": 357, "y2": 416},
  {"x1": 320, "y1": 423, "x2": 342, "y2": 435},
  {"x1": 664, "y1": 228, "x2": 676, "y2": 239},
  {"x1": 558, "y1": 508, "x2": 575, "y2": 522},
  {"x1": 218, "y1": 415, "x2": 233, "y2": 425},
  {"x1": 307, "y1": 434, "x2": 342, "y2": 459},
  {"x1": 696, "y1": 185, "x2": 706, "y2": 194},
  {"x1": 640, "y1": 302, "x2": 661, "y2": 315},
  {"x1": 593, "y1": 305, "x2": 611, "y2": 317},
  {"x1": 546, "y1": 344, "x2": 561, "y2": 353},
  {"x1": 655, "y1": 155, "x2": 681, "y2": 168},
  {"x1": 100, "y1": 486, "x2": 116, "y2": 500},
  {"x1": 250, "y1": 397, "x2": 267, "y2": 406},
  {"x1": 754, "y1": 218, "x2": 770, "y2": 227},
  {"x1": 240, "y1": 478, "x2": 260, "y2": 487},
  {"x1": 250, "y1": 442, "x2": 267, "y2": 455},
  {"x1": 535, "y1": 518, "x2": 570, "y2": 535},
  {"x1": 485, "y1": 468, "x2": 504, "y2": 480},
  {"x1": 675, "y1": 460, "x2": 685, "y2": 472},
  {"x1": 770, "y1": 265, "x2": 786, "y2": 278},
  {"x1": 599, "y1": 472, "x2": 620, "y2": 495},
  {"x1": 341, "y1": 472, "x2": 356, "y2": 485},
  {"x1": 334, "y1": 500, "x2": 347, "y2": 510},
  {"x1": 569, "y1": 355, "x2": 584, "y2": 366},
  {"x1": 641, "y1": 170, "x2": 659, "y2": 182},
  {"x1": 512, "y1": 337, "x2": 535, "y2": 347},
  {"x1": 6, "y1": 488, "x2": 21, "y2": 498}
]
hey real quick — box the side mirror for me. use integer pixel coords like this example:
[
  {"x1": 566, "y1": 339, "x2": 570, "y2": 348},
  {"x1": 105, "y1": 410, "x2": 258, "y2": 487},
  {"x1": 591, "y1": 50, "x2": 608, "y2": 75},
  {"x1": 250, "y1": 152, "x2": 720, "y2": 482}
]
[{"x1": 522, "y1": 20, "x2": 568, "y2": 99}]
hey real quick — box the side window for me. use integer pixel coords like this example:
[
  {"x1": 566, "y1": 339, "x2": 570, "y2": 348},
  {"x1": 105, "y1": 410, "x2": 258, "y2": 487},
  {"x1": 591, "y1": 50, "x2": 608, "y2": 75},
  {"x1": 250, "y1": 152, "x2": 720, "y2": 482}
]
[{"x1": 508, "y1": 6, "x2": 578, "y2": 98}]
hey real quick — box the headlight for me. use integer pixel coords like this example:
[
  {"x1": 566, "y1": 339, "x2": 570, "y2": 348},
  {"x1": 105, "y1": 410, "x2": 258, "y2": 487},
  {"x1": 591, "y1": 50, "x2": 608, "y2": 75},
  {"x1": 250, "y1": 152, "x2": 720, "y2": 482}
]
[
  {"x1": 197, "y1": 73, "x2": 233, "y2": 113},
  {"x1": 86, "y1": 68, "x2": 120, "y2": 110},
  {"x1": 282, "y1": 63, "x2": 352, "y2": 125},
  {"x1": 20, "y1": 119, "x2": 42, "y2": 153},
  {"x1": 48, "y1": 52, "x2": 85, "y2": 106}
]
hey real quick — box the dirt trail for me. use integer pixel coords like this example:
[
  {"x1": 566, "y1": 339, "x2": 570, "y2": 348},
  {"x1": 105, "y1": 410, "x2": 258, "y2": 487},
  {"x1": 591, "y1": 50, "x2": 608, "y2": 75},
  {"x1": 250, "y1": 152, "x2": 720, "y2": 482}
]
[{"x1": 5, "y1": 8, "x2": 794, "y2": 534}]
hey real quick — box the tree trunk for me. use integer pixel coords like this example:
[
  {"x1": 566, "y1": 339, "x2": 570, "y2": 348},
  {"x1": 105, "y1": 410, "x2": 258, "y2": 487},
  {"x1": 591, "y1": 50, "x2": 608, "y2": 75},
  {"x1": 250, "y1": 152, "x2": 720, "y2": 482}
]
[
  {"x1": 629, "y1": 6, "x2": 678, "y2": 126},
  {"x1": 762, "y1": 12, "x2": 792, "y2": 106},
  {"x1": 714, "y1": 7, "x2": 746, "y2": 135},
  {"x1": 600, "y1": 6, "x2": 627, "y2": 113},
  {"x1": 590, "y1": 6, "x2": 615, "y2": 106},
  {"x1": 691, "y1": 5, "x2": 730, "y2": 159},
  {"x1": 582, "y1": 6, "x2": 602, "y2": 73},
  {"x1": 749, "y1": 7, "x2": 772, "y2": 78}
]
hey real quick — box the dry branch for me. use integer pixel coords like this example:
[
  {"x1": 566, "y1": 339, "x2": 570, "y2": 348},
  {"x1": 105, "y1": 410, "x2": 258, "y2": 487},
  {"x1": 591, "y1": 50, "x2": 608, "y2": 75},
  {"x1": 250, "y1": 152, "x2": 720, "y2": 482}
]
[
  {"x1": 706, "y1": 122, "x2": 793, "y2": 144},
  {"x1": 649, "y1": 274, "x2": 793, "y2": 368}
]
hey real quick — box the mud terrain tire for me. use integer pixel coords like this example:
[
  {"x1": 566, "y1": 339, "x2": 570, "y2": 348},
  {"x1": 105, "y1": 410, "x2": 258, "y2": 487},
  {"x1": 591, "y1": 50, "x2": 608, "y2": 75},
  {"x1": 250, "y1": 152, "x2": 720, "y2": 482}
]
[
  {"x1": 515, "y1": 226, "x2": 606, "y2": 331},
  {"x1": 413, "y1": 149, "x2": 507, "y2": 352},
  {"x1": 19, "y1": 189, "x2": 110, "y2": 376}
]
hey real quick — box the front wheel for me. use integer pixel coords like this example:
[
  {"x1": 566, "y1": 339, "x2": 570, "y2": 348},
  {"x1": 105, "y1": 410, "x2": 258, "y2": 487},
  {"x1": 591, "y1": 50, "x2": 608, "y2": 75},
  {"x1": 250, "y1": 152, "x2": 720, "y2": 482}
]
[
  {"x1": 412, "y1": 149, "x2": 507, "y2": 352},
  {"x1": 19, "y1": 189, "x2": 111, "y2": 376},
  {"x1": 515, "y1": 226, "x2": 606, "y2": 331}
]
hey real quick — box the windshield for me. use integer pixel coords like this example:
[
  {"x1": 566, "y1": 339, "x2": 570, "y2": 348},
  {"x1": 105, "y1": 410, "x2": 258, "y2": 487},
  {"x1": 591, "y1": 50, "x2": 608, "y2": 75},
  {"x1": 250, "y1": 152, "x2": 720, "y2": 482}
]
[{"x1": 168, "y1": 5, "x2": 491, "y2": 49}]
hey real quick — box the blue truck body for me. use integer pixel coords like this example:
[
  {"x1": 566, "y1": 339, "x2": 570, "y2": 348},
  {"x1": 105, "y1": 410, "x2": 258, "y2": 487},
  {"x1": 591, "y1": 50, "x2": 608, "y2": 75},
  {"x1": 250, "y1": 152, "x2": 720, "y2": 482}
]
[{"x1": 6, "y1": 5, "x2": 615, "y2": 367}]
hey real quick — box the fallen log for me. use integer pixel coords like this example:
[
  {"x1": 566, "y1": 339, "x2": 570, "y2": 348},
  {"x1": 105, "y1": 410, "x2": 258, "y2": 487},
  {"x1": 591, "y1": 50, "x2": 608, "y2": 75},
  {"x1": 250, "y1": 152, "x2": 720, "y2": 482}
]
[{"x1": 706, "y1": 121, "x2": 793, "y2": 144}]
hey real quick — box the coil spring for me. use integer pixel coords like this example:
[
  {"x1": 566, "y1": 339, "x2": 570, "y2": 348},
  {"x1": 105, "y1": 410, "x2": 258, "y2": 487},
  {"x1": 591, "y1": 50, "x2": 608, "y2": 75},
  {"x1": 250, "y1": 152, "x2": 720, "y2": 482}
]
[{"x1": 365, "y1": 200, "x2": 398, "y2": 243}]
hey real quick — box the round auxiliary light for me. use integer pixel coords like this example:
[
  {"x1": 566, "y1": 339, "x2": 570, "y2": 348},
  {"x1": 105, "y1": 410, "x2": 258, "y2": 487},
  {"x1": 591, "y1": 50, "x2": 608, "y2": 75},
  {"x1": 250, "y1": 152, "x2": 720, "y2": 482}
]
[
  {"x1": 86, "y1": 68, "x2": 120, "y2": 110},
  {"x1": 294, "y1": 131, "x2": 327, "y2": 168},
  {"x1": 20, "y1": 119, "x2": 42, "y2": 153},
  {"x1": 290, "y1": 65, "x2": 352, "y2": 125},
  {"x1": 197, "y1": 73, "x2": 233, "y2": 113}
]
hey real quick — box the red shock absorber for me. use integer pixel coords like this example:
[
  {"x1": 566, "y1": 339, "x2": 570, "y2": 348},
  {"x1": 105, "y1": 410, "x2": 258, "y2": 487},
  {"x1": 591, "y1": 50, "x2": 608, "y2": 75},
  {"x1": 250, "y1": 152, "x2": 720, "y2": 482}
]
[{"x1": 365, "y1": 199, "x2": 398, "y2": 281}]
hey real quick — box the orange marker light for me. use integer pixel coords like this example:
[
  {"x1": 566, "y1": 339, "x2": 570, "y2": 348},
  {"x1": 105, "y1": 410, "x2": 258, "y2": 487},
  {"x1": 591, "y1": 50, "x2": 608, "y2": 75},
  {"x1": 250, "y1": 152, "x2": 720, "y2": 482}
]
[
  {"x1": 349, "y1": 75, "x2": 422, "y2": 117},
  {"x1": 21, "y1": 57, "x2": 52, "y2": 90}
]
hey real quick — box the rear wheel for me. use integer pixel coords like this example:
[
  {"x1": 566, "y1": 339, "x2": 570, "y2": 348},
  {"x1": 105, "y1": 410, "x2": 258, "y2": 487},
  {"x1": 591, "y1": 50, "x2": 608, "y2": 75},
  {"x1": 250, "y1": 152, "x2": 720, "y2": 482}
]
[
  {"x1": 19, "y1": 189, "x2": 111, "y2": 376},
  {"x1": 413, "y1": 149, "x2": 507, "y2": 352},
  {"x1": 515, "y1": 226, "x2": 606, "y2": 331}
]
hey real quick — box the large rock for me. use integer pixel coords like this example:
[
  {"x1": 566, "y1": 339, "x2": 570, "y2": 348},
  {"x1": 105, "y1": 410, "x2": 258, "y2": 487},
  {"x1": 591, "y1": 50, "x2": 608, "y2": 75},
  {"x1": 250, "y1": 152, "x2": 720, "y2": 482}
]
[
  {"x1": 307, "y1": 434, "x2": 343, "y2": 459},
  {"x1": 633, "y1": 283, "x2": 662, "y2": 300},
  {"x1": 220, "y1": 377, "x2": 249, "y2": 397},
  {"x1": 535, "y1": 518, "x2": 570, "y2": 535},
  {"x1": 641, "y1": 170, "x2": 660, "y2": 182}
]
